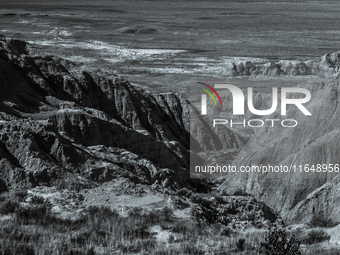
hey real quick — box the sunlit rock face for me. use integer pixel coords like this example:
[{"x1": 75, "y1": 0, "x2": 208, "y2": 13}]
[{"x1": 219, "y1": 77, "x2": 340, "y2": 224}]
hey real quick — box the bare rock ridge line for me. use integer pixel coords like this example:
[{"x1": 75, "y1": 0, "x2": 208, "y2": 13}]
[
  {"x1": 224, "y1": 52, "x2": 340, "y2": 78},
  {"x1": 0, "y1": 37, "x2": 216, "y2": 190}
]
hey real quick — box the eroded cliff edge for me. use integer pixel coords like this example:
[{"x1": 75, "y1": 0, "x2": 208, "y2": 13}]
[{"x1": 0, "y1": 38, "x2": 195, "y2": 190}]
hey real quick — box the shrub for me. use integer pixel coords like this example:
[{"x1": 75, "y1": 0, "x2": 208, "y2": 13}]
[
  {"x1": 0, "y1": 199, "x2": 19, "y2": 214},
  {"x1": 15, "y1": 204, "x2": 49, "y2": 224},
  {"x1": 220, "y1": 227, "x2": 233, "y2": 237},
  {"x1": 152, "y1": 247, "x2": 180, "y2": 255},
  {"x1": 168, "y1": 234, "x2": 175, "y2": 243},
  {"x1": 304, "y1": 229, "x2": 330, "y2": 244},
  {"x1": 86, "y1": 205, "x2": 118, "y2": 231},
  {"x1": 218, "y1": 190, "x2": 230, "y2": 196},
  {"x1": 233, "y1": 189, "x2": 249, "y2": 196},
  {"x1": 236, "y1": 238, "x2": 245, "y2": 251},
  {"x1": 78, "y1": 194, "x2": 85, "y2": 202},
  {"x1": 70, "y1": 230, "x2": 92, "y2": 246},
  {"x1": 190, "y1": 193, "x2": 205, "y2": 204},
  {"x1": 0, "y1": 243, "x2": 35, "y2": 255},
  {"x1": 86, "y1": 247, "x2": 96, "y2": 255},
  {"x1": 143, "y1": 209, "x2": 161, "y2": 224},
  {"x1": 181, "y1": 242, "x2": 204, "y2": 255},
  {"x1": 161, "y1": 206, "x2": 173, "y2": 221},
  {"x1": 68, "y1": 249, "x2": 86, "y2": 255},
  {"x1": 14, "y1": 243, "x2": 35, "y2": 255},
  {"x1": 215, "y1": 195, "x2": 227, "y2": 204},
  {"x1": 171, "y1": 221, "x2": 206, "y2": 237},
  {"x1": 64, "y1": 248, "x2": 96, "y2": 255},
  {"x1": 118, "y1": 239, "x2": 156, "y2": 254},
  {"x1": 128, "y1": 207, "x2": 143, "y2": 218},
  {"x1": 261, "y1": 228, "x2": 301, "y2": 255},
  {"x1": 176, "y1": 188, "x2": 192, "y2": 197},
  {"x1": 306, "y1": 247, "x2": 340, "y2": 255},
  {"x1": 99, "y1": 206, "x2": 118, "y2": 218},
  {"x1": 172, "y1": 222, "x2": 191, "y2": 234},
  {"x1": 14, "y1": 189, "x2": 28, "y2": 200},
  {"x1": 122, "y1": 222, "x2": 150, "y2": 239},
  {"x1": 31, "y1": 195, "x2": 45, "y2": 204},
  {"x1": 308, "y1": 213, "x2": 339, "y2": 228},
  {"x1": 191, "y1": 204, "x2": 222, "y2": 225},
  {"x1": 0, "y1": 224, "x2": 26, "y2": 242},
  {"x1": 86, "y1": 205, "x2": 118, "y2": 219},
  {"x1": 225, "y1": 202, "x2": 238, "y2": 215},
  {"x1": 290, "y1": 192, "x2": 307, "y2": 210}
]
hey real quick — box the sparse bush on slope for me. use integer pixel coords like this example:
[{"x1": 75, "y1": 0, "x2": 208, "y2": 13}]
[
  {"x1": 304, "y1": 229, "x2": 330, "y2": 244},
  {"x1": 308, "y1": 212, "x2": 339, "y2": 228},
  {"x1": 261, "y1": 228, "x2": 301, "y2": 255}
]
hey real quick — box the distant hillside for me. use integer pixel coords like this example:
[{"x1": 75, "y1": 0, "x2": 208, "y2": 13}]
[{"x1": 218, "y1": 76, "x2": 340, "y2": 225}]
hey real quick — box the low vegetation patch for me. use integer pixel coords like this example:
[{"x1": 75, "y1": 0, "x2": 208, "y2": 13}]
[
  {"x1": 308, "y1": 213, "x2": 339, "y2": 228},
  {"x1": 1, "y1": 190, "x2": 339, "y2": 254},
  {"x1": 303, "y1": 229, "x2": 331, "y2": 244},
  {"x1": 233, "y1": 189, "x2": 250, "y2": 196},
  {"x1": 261, "y1": 227, "x2": 301, "y2": 255}
]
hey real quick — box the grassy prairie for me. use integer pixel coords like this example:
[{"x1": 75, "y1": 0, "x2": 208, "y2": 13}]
[{"x1": 1, "y1": 189, "x2": 340, "y2": 254}]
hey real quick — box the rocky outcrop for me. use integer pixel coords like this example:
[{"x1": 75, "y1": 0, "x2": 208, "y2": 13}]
[
  {"x1": 218, "y1": 78, "x2": 340, "y2": 224},
  {"x1": 287, "y1": 175, "x2": 340, "y2": 225},
  {"x1": 0, "y1": 37, "x2": 205, "y2": 190},
  {"x1": 222, "y1": 52, "x2": 340, "y2": 78},
  {"x1": 191, "y1": 195, "x2": 280, "y2": 229},
  {"x1": 1, "y1": 38, "x2": 190, "y2": 146},
  {"x1": 190, "y1": 99, "x2": 248, "y2": 152}
]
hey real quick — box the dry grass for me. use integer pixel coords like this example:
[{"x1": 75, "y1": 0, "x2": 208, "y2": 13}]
[
  {"x1": 1, "y1": 191, "x2": 340, "y2": 255},
  {"x1": 0, "y1": 198, "x2": 269, "y2": 255}
]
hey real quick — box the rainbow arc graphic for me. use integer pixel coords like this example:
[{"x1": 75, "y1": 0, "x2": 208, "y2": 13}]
[{"x1": 196, "y1": 82, "x2": 223, "y2": 106}]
